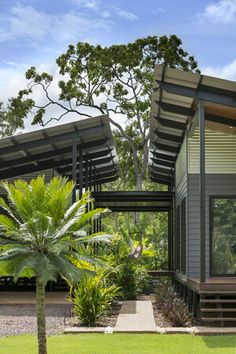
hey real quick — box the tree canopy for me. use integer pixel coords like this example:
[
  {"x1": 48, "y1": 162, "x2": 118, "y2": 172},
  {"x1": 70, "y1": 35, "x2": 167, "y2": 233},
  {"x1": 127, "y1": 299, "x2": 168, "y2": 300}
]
[{"x1": 4, "y1": 35, "x2": 199, "y2": 190}]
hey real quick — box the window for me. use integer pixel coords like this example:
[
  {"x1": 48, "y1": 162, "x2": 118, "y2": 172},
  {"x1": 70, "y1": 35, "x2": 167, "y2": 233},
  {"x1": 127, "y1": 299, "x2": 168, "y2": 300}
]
[
  {"x1": 175, "y1": 198, "x2": 186, "y2": 274},
  {"x1": 176, "y1": 205, "x2": 180, "y2": 271},
  {"x1": 181, "y1": 198, "x2": 186, "y2": 274},
  {"x1": 210, "y1": 197, "x2": 236, "y2": 276}
]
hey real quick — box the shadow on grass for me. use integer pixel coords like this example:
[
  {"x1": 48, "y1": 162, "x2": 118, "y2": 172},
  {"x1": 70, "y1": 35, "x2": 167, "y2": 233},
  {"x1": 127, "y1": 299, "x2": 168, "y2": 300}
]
[{"x1": 200, "y1": 335, "x2": 235, "y2": 349}]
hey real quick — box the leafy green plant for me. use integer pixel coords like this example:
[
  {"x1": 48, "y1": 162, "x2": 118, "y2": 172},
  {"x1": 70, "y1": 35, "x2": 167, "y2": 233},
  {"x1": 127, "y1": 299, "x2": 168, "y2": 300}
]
[
  {"x1": 116, "y1": 260, "x2": 149, "y2": 300},
  {"x1": 0, "y1": 176, "x2": 111, "y2": 354},
  {"x1": 155, "y1": 280, "x2": 192, "y2": 327},
  {"x1": 71, "y1": 271, "x2": 120, "y2": 326}
]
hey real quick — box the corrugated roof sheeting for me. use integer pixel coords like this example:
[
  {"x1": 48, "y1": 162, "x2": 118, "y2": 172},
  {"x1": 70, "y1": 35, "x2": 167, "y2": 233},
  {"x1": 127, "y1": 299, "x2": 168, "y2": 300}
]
[
  {"x1": 0, "y1": 114, "x2": 119, "y2": 185},
  {"x1": 149, "y1": 64, "x2": 236, "y2": 185}
]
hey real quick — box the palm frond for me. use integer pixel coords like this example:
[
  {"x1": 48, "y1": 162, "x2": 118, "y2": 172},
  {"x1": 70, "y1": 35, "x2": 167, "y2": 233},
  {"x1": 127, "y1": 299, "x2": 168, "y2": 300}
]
[
  {"x1": 72, "y1": 208, "x2": 110, "y2": 231},
  {"x1": 0, "y1": 247, "x2": 33, "y2": 261},
  {"x1": 0, "y1": 176, "x2": 111, "y2": 286},
  {"x1": 78, "y1": 233, "x2": 112, "y2": 244},
  {"x1": 0, "y1": 197, "x2": 21, "y2": 224},
  {"x1": 0, "y1": 214, "x2": 18, "y2": 233}
]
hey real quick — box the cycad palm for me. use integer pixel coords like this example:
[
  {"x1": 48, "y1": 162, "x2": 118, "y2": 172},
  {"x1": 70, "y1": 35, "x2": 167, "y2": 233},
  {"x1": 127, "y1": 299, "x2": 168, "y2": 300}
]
[{"x1": 0, "y1": 176, "x2": 110, "y2": 354}]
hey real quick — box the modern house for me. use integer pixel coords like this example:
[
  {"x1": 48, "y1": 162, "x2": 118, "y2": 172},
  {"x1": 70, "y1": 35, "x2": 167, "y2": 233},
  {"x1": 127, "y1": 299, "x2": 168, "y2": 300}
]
[
  {"x1": 149, "y1": 64, "x2": 236, "y2": 324},
  {"x1": 1, "y1": 64, "x2": 236, "y2": 325}
]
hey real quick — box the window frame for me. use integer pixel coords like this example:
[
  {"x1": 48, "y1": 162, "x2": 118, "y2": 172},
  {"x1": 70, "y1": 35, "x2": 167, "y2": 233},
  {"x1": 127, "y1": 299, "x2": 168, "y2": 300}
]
[{"x1": 210, "y1": 195, "x2": 236, "y2": 277}]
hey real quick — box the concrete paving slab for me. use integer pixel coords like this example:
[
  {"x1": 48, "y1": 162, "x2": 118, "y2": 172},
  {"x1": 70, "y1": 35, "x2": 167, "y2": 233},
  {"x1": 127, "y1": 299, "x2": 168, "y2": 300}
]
[
  {"x1": 0, "y1": 291, "x2": 69, "y2": 304},
  {"x1": 115, "y1": 300, "x2": 156, "y2": 332}
]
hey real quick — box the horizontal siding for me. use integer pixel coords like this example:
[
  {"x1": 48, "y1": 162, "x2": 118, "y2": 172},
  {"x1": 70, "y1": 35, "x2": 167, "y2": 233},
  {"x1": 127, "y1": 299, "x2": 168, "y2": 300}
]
[
  {"x1": 188, "y1": 129, "x2": 236, "y2": 173},
  {"x1": 188, "y1": 173, "x2": 236, "y2": 278}
]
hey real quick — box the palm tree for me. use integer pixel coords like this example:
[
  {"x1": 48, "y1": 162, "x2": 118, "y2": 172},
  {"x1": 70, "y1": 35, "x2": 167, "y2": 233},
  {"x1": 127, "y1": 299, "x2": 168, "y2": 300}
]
[{"x1": 0, "y1": 176, "x2": 110, "y2": 354}]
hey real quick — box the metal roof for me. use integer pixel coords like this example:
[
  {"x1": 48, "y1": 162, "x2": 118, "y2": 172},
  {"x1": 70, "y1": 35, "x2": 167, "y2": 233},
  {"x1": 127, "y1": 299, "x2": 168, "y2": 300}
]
[
  {"x1": 149, "y1": 65, "x2": 236, "y2": 186},
  {"x1": 0, "y1": 114, "x2": 119, "y2": 185}
]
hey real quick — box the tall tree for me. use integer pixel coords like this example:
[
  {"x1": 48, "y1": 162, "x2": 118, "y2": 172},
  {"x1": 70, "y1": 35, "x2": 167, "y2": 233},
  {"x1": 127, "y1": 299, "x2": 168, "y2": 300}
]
[
  {"x1": 10, "y1": 35, "x2": 199, "y2": 190},
  {"x1": 0, "y1": 176, "x2": 110, "y2": 354},
  {"x1": 0, "y1": 94, "x2": 33, "y2": 137}
]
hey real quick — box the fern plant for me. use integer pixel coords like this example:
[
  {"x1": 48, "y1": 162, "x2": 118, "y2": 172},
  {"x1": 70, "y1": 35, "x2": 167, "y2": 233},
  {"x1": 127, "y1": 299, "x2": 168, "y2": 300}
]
[{"x1": 0, "y1": 176, "x2": 110, "y2": 354}]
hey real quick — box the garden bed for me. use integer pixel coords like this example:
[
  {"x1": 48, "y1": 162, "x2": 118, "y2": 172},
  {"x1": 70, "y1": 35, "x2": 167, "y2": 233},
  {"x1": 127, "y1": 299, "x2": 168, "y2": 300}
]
[{"x1": 65, "y1": 301, "x2": 122, "y2": 328}]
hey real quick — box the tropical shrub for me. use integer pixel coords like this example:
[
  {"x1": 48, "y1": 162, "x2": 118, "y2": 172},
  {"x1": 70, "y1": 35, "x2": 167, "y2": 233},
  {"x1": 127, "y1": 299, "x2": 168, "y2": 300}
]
[
  {"x1": 155, "y1": 279, "x2": 192, "y2": 327},
  {"x1": 71, "y1": 271, "x2": 120, "y2": 326},
  {"x1": 116, "y1": 260, "x2": 149, "y2": 300}
]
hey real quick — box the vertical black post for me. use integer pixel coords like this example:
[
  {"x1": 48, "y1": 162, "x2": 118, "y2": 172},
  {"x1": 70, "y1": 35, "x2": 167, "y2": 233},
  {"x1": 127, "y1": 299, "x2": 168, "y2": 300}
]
[
  {"x1": 93, "y1": 167, "x2": 97, "y2": 234},
  {"x1": 89, "y1": 163, "x2": 92, "y2": 192},
  {"x1": 168, "y1": 211, "x2": 172, "y2": 270},
  {"x1": 168, "y1": 208, "x2": 173, "y2": 271},
  {"x1": 199, "y1": 100, "x2": 206, "y2": 283},
  {"x1": 72, "y1": 138, "x2": 77, "y2": 203},
  {"x1": 88, "y1": 162, "x2": 92, "y2": 235},
  {"x1": 85, "y1": 154, "x2": 89, "y2": 192},
  {"x1": 98, "y1": 183, "x2": 102, "y2": 232},
  {"x1": 79, "y1": 147, "x2": 83, "y2": 199},
  {"x1": 93, "y1": 167, "x2": 96, "y2": 191}
]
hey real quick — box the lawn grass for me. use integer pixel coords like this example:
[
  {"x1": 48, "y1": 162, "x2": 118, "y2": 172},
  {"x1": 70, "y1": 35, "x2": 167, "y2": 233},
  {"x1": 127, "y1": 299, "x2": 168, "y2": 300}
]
[{"x1": 0, "y1": 334, "x2": 235, "y2": 354}]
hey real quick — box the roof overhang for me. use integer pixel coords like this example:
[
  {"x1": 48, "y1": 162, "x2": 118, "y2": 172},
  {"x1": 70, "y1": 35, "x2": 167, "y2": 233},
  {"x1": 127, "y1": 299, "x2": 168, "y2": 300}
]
[
  {"x1": 149, "y1": 65, "x2": 236, "y2": 185},
  {"x1": 0, "y1": 114, "x2": 119, "y2": 185}
]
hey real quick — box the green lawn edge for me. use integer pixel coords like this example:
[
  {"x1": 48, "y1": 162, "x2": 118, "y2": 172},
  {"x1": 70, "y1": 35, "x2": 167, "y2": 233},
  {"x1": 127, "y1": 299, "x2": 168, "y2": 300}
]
[{"x1": 0, "y1": 333, "x2": 235, "y2": 354}]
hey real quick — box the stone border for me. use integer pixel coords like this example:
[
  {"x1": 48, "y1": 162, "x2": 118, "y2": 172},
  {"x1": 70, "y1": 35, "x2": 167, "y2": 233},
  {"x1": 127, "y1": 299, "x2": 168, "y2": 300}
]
[
  {"x1": 65, "y1": 326, "x2": 236, "y2": 335},
  {"x1": 157, "y1": 326, "x2": 236, "y2": 335}
]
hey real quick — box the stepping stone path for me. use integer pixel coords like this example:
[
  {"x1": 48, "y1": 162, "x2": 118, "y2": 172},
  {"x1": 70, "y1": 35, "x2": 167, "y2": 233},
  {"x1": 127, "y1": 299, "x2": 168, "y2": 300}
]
[{"x1": 115, "y1": 300, "x2": 156, "y2": 332}]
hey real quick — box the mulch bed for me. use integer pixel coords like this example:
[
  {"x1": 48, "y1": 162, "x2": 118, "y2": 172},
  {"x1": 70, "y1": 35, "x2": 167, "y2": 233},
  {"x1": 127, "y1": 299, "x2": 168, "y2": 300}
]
[
  {"x1": 151, "y1": 298, "x2": 173, "y2": 327},
  {"x1": 66, "y1": 301, "x2": 122, "y2": 328}
]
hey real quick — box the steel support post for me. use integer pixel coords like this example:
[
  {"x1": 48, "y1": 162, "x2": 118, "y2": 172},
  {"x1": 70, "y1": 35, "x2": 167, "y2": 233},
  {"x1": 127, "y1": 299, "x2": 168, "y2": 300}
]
[
  {"x1": 85, "y1": 154, "x2": 89, "y2": 191},
  {"x1": 79, "y1": 147, "x2": 83, "y2": 199},
  {"x1": 168, "y1": 210, "x2": 172, "y2": 271},
  {"x1": 89, "y1": 163, "x2": 92, "y2": 191},
  {"x1": 72, "y1": 138, "x2": 77, "y2": 203},
  {"x1": 199, "y1": 100, "x2": 206, "y2": 282}
]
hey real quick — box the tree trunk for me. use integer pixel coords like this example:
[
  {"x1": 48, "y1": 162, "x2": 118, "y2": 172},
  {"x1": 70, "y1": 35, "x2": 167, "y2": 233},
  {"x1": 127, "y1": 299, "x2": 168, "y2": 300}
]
[
  {"x1": 135, "y1": 174, "x2": 142, "y2": 192},
  {"x1": 114, "y1": 211, "x2": 119, "y2": 230},
  {"x1": 134, "y1": 174, "x2": 143, "y2": 225},
  {"x1": 36, "y1": 276, "x2": 47, "y2": 354}
]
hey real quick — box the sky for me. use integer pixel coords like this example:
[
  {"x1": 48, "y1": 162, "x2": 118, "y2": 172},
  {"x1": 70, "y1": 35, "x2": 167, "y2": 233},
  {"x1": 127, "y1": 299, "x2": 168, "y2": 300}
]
[{"x1": 1, "y1": 0, "x2": 236, "y2": 129}]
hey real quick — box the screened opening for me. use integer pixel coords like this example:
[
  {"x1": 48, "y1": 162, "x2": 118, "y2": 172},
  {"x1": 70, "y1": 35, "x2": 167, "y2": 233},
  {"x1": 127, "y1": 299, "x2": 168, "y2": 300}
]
[{"x1": 210, "y1": 197, "x2": 236, "y2": 276}]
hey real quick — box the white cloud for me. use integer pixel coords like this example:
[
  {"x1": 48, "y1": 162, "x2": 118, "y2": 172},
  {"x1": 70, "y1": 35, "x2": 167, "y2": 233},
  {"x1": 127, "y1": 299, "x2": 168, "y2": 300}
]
[
  {"x1": 73, "y1": 0, "x2": 100, "y2": 10},
  {"x1": 0, "y1": 4, "x2": 110, "y2": 45},
  {"x1": 72, "y1": 0, "x2": 138, "y2": 21},
  {"x1": 0, "y1": 67, "x2": 27, "y2": 104},
  {"x1": 202, "y1": 59, "x2": 236, "y2": 80},
  {"x1": 114, "y1": 8, "x2": 138, "y2": 21},
  {"x1": 201, "y1": 0, "x2": 236, "y2": 24},
  {"x1": 156, "y1": 8, "x2": 166, "y2": 13},
  {"x1": 101, "y1": 11, "x2": 111, "y2": 18}
]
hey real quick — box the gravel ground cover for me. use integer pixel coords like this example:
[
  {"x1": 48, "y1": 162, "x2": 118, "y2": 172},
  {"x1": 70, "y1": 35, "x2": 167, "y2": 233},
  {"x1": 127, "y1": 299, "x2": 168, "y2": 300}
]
[
  {"x1": 0, "y1": 304, "x2": 72, "y2": 336},
  {"x1": 0, "y1": 296, "x2": 175, "y2": 336}
]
